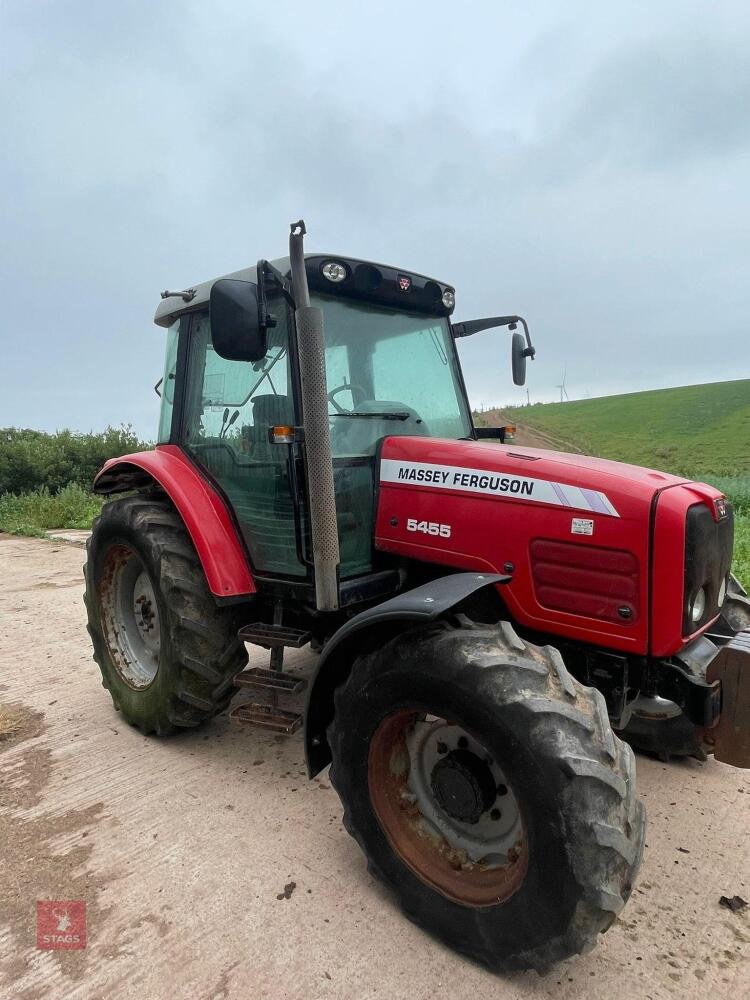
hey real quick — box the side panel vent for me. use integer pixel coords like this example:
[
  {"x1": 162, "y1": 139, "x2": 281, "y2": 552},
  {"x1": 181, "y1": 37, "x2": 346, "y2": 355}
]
[{"x1": 530, "y1": 538, "x2": 640, "y2": 625}]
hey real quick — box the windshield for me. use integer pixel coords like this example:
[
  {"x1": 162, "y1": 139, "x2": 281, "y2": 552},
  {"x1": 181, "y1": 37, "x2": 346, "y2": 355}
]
[{"x1": 314, "y1": 293, "x2": 472, "y2": 457}]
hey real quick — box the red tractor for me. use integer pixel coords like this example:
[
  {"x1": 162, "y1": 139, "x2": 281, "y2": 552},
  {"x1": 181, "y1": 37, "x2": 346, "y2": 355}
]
[{"x1": 85, "y1": 221, "x2": 750, "y2": 972}]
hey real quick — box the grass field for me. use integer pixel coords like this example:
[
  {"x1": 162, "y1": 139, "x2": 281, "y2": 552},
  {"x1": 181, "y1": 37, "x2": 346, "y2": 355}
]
[
  {"x1": 489, "y1": 378, "x2": 750, "y2": 478},
  {"x1": 735, "y1": 518, "x2": 749, "y2": 590}
]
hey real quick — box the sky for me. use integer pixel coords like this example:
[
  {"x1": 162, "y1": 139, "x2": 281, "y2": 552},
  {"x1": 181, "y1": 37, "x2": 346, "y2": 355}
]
[{"x1": 1, "y1": 0, "x2": 749, "y2": 437}]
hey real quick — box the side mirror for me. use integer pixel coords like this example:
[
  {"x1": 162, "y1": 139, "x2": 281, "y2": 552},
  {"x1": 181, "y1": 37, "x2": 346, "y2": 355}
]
[
  {"x1": 511, "y1": 331, "x2": 527, "y2": 386},
  {"x1": 209, "y1": 279, "x2": 267, "y2": 362}
]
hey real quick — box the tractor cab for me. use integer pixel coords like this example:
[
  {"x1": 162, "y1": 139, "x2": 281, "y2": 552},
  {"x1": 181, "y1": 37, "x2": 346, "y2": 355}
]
[{"x1": 154, "y1": 238, "x2": 530, "y2": 597}]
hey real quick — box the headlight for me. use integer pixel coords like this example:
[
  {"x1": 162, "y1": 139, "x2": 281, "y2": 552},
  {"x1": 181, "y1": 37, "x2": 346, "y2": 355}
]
[
  {"x1": 690, "y1": 587, "x2": 706, "y2": 624},
  {"x1": 718, "y1": 577, "x2": 727, "y2": 608},
  {"x1": 442, "y1": 288, "x2": 455, "y2": 310}
]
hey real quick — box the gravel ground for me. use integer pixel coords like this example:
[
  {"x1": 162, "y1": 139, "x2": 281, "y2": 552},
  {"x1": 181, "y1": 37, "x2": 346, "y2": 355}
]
[{"x1": 1, "y1": 533, "x2": 749, "y2": 1000}]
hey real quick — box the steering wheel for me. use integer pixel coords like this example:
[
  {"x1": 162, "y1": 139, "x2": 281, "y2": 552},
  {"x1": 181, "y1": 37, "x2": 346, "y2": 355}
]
[{"x1": 327, "y1": 382, "x2": 369, "y2": 414}]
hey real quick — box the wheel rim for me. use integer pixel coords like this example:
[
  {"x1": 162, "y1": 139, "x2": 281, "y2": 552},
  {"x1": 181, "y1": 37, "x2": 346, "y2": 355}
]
[
  {"x1": 368, "y1": 710, "x2": 528, "y2": 906},
  {"x1": 99, "y1": 543, "x2": 161, "y2": 690}
]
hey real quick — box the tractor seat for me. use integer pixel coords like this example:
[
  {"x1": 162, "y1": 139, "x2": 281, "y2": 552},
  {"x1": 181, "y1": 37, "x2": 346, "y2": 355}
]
[{"x1": 335, "y1": 400, "x2": 429, "y2": 456}]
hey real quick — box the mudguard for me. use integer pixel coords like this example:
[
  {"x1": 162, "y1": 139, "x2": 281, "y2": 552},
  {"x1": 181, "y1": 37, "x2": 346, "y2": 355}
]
[
  {"x1": 304, "y1": 571, "x2": 507, "y2": 777},
  {"x1": 93, "y1": 445, "x2": 256, "y2": 599}
]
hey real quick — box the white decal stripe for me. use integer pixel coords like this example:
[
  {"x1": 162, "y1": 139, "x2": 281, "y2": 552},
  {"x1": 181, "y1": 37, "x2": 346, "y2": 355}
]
[
  {"x1": 598, "y1": 492, "x2": 620, "y2": 517},
  {"x1": 561, "y1": 485, "x2": 589, "y2": 512},
  {"x1": 379, "y1": 459, "x2": 620, "y2": 517}
]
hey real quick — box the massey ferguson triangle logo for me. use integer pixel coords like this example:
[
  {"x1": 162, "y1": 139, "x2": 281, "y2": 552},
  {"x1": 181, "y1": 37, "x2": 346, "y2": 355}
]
[{"x1": 397, "y1": 275, "x2": 411, "y2": 292}]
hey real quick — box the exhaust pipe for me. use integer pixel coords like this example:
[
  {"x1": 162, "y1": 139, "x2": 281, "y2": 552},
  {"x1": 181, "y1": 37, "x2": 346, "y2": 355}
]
[{"x1": 289, "y1": 220, "x2": 340, "y2": 611}]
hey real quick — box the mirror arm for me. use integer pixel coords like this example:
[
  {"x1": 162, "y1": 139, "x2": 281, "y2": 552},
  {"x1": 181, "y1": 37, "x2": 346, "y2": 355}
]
[
  {"x1": 259, "y1": 259, "x2": 294, "y2": 304},
  {"x1": 452, "y1": 314, "x2": 535, "y2": 361},
  {"x1": 452, "y1": 315, "x2": 518, "y2": 338},
  {"x1": 515, "y1": 317, "x2": 535, "y2": 360},
  {"x1": 256, "y1": 262, "x2": 274, "y2": 332}
]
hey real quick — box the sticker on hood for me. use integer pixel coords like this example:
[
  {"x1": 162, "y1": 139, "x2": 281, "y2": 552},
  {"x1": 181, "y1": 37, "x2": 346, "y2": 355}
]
[{"x1": 380, "y1": 458, "x2": 619, "y2": 517}]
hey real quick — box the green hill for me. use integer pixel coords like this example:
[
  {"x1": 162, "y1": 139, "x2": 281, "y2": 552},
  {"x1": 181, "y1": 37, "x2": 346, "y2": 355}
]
[{"x1": 481, "y1": 379, "x2": 750, "y2": 480}]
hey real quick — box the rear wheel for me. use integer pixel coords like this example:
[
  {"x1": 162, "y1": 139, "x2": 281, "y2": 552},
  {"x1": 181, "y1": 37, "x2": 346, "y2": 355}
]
[
  {"x1": 328, "y1": 618, "x2": 645, "y2": 972},
  {"x1": 84, "y1": 495, "x2": 248, "y2": 734}
]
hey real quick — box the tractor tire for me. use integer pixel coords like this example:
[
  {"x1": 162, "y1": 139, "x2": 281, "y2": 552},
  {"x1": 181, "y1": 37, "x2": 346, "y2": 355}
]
[
  {"x1": 328, "y1": 617, "x2": 645, "y2": 973},
  {"x1": 84, "y1": 495, "x2": 248, "y2": 735}
]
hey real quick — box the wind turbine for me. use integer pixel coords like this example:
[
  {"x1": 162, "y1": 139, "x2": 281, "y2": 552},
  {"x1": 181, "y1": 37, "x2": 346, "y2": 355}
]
[{"x1": 556, "y1": 364, "x2": 570, "y2": 403}]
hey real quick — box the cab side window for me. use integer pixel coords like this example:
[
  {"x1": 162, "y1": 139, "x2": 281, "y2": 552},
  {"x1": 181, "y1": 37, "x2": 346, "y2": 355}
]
[
  {"x1": 157, "y1": 319, "x2": 180, "y2": 444},
  {"x1": 181, "y1": 302, "x2": 303, "y2": 577},
  {"x1": 185, "y1": 314, "x2": 292, "y2": 460}
]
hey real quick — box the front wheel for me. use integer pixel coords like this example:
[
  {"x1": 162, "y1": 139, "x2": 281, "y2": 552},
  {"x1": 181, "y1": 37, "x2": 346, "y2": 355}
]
[{"x1": 328, "y1": 619, "x2": 645, "y2": 972}]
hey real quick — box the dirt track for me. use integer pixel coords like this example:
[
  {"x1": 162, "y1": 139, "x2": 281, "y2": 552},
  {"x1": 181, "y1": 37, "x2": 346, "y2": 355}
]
[{"x1": 1, "y1": 534, "x2": 749, "y2": 999}]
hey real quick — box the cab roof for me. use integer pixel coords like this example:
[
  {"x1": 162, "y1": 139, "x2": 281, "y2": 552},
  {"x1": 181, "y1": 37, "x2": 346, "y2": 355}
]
[
  {"x1": 154, "y1": 253, "x2": 454, "y2": 328},
  {"x1": 154, "y1": 256, "x2": 284, "y2": 329}
]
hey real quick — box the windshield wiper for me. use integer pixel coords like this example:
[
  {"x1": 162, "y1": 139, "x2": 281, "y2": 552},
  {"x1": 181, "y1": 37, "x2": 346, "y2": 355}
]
[{"x1": 329, "y1": 411, "x2": 411, "y2": 421}]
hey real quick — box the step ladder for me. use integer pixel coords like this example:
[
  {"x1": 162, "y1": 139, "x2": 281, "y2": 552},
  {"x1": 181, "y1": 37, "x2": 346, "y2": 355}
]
[
  {"x1": 234, "y1": 667, "x2": 306, "y2": 695},
  {"x1": 229, "y1": 617, "x2": 311, "y2": 735},
  {"x1": 229, "y1": 702, "x2": 303, "y2": 735},
  {"x1": 237, "y1": 623, "x2": 312, "y2": 649}
]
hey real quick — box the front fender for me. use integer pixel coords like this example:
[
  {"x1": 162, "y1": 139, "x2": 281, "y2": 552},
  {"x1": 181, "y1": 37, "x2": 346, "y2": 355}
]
[
  {"x1": 94, "y1": 445, "x2": 256, "y2": 599},
  {"x1": 304, "y1": 571, "x2": 506, "y2": 777}
]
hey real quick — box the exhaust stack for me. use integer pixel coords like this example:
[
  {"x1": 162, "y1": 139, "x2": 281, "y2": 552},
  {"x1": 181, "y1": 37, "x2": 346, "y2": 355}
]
[{"x1": 289, "y1": 220, "x2": 340, "y2": 611}]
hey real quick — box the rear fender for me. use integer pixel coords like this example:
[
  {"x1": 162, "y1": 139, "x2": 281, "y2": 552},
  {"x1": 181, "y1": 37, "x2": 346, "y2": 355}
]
[
  {"x1": 304, "y1": 572, "x2": 506, "y2": 777},
  {"x1": 93, "y1": 445, "x2": 256, "y2": 599}
]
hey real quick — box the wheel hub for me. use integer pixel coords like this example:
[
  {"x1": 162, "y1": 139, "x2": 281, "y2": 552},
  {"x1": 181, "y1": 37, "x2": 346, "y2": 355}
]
[
  {"x1": 405, "y1": 718, "x2": 523, "y2": 866},
  {"x1": 368, "y1": 711, "x2": 527, "y2": 907},
  {"x1": 99, "y1": 546, "x2": 161, "y2": 690},
  {"x1": 431, "y1": 749, "x2": 497, "y2": 824}
]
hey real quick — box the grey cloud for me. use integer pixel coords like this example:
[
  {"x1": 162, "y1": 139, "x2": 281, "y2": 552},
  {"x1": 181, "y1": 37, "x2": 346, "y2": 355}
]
[
  {"x1": 560, "y1": 39, "x2": 750, "y2": 169},
  {"x1": 0, "y1": 2, "x2": 748, "y2": 437}
]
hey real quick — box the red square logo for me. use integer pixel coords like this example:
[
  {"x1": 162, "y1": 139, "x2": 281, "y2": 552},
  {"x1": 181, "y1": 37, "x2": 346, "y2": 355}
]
[{"x1": 36, "y1": 901, "x2": 86, "y2": 950}]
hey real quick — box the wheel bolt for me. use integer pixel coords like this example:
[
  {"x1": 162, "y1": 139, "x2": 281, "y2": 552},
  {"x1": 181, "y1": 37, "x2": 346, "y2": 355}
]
[
  {"x1": 490, "y1": 808, "x2": 501, "y2": 821},
  {"x1": 497, "y1": 783, "x2": 508, "y2": 796},
  {"x1": 457, "y1": 736, "x2": 468, "y2": 749},
  {"x1": 436, "y1": 741, "x2": 448, "y2": 754}
]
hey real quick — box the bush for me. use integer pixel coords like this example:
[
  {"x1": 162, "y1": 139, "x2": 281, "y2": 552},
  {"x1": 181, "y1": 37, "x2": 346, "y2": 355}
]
[
  {"x1": 0, "y1": 426, "x2": 150, "y2": 495},
  {"x1": 0, "y1": 484, "x2": 103, "y2": 536}
]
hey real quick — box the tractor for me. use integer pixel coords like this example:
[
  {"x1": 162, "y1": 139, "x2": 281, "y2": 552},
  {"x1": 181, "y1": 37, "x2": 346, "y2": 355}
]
[{"x1": 85, "y1": 220, "x2": 750, "y2": 972}]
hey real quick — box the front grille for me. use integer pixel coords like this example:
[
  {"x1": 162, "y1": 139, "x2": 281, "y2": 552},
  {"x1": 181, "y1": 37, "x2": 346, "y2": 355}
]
[{"x1": 683, "y1": 502, "x2": 734, "y2": 636}]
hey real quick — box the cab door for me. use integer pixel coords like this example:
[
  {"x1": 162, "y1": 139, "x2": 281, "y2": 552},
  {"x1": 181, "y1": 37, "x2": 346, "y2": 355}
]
[{"x1": 179, "y1": 299, "x2": 306, "y2": 579}]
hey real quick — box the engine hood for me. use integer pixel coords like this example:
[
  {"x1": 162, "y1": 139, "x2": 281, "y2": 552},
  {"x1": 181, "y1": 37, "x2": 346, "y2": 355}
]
[
  {"x1": 378, "y1": 437, "x2": 689, "y2": 516},
  {"x1": 375, "y1": 436, "x2": 727, "y2": 657}
]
